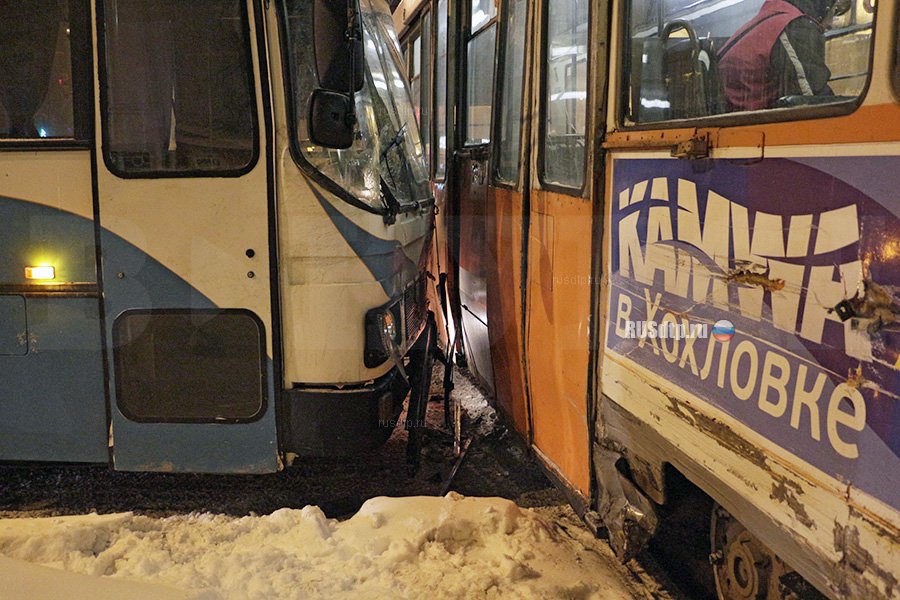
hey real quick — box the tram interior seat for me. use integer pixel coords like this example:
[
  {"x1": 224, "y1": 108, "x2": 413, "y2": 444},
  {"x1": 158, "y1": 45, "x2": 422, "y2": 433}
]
[{"x1": 631, "y1": 21, "x2": 726, "y2": 122}]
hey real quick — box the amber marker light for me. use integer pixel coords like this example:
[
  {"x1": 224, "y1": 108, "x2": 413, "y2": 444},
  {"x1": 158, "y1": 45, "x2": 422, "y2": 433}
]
[{"x1": 24, "y1": 265, "x2": 56, "y2": 280}]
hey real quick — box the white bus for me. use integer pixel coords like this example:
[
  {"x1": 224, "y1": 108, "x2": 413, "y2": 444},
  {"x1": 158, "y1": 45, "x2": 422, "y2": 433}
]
[{"x1": 0, "y1": 0, "x2": 436, "y2": 473}]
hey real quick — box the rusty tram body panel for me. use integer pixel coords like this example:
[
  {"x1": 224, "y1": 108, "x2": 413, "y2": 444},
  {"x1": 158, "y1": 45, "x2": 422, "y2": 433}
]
[{"x1": 394, "y1": 0, "x2": 899, "y2": 596}]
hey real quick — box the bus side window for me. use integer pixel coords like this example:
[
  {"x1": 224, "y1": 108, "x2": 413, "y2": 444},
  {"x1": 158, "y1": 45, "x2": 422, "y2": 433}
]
[
  {"x1": 541, "y1": 0, "x2": 589, "y2": 190},
  {"x1": 0, "y1": 0, "x2": 88, "y2": 140},
  {"x1": 100, "y1": 0, "x2": 257, "y2": 175},
  {"x1": 624, "y1": 0, "x2": 875, "y2": 125}
]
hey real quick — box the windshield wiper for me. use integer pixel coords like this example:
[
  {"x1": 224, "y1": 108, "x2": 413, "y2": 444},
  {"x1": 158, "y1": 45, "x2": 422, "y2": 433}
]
[
  {"x1": 380, "y1": 122, "x2": 408, "y2": 165},
  {"x1": 378, "y1": 122, "x2": 430, "y2": 223},
  {"x1": 379, "y1": 176, "x2": 403, "y2": 224}
]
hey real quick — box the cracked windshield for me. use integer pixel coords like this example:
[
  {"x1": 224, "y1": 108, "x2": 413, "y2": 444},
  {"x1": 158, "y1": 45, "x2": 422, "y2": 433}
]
[{"x1": 284, "y1": 0, "x2": 429, "y2": 212}]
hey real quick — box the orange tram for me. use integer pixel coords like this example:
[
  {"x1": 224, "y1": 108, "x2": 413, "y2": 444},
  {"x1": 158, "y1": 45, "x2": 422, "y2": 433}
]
[{"x1": 394, "y1": 0, "x2": 899, "y2": 598}]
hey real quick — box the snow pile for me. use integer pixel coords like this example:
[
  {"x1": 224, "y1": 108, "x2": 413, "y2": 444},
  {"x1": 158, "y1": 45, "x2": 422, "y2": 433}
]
[
  {"x1": 0, "y1": 494, "x2": 633, "y2": 599},
  {"x1": 0, "y1": 555, "x2": 214, "y2": 600}
]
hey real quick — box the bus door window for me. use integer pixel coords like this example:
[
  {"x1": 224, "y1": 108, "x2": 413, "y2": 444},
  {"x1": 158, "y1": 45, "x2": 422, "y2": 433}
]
[
  {"x1": 541, "y1": 0, "x2": 589, "y2": 190},
  {"x1": 0, "y1": 0, "x2": 90, "y2": 140},
  {"x1": 623, "y1": 0, "x2": 876, "y2": 125},
  {"x1": 493, "y1": 0, "x2": 528, "y2": 185},
  {"x1": 465, "y1": 0, "x2": 498, "y2": 145},
  {"x1": 100, "y1": 0, "x2": 257, "y2": 175}
]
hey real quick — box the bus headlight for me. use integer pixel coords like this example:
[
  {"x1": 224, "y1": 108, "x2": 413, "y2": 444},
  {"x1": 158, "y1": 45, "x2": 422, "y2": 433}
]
[
  {"x1": 364, "y1": 302, "x2": 402, "y2": 368},
  {"x1": 363, "y1": 279, "x2": 426, "y2": 374},
  {"x1": 381, "y1": 311, "x2": 398, "y2": 342}
]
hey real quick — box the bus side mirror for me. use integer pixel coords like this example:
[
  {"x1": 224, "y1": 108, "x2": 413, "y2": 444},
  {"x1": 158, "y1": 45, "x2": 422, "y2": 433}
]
[
  {"x1": 308, "y1": 89, "x2": 355, "y2": 149},
  {"x1": 313, "y1": 0, "x2": 364, "y2": 93}
]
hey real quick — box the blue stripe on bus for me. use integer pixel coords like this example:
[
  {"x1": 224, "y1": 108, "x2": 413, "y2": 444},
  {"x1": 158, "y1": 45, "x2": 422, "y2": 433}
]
[
  {"x1": 0, "y1": 195, "x2": 107, "y2": 462},
  {"x1": 0, "y1": 196, "x2": 278, "y2": 472},
  {"x1": 0, "y1": 195, "x2": 98, "y2": 284},
  {"x1": 96, "y1": 209, "x2": 279, "y2": 474},
  {"x1": 310, "y1": 184, "x2": 417, "y2": 298}
]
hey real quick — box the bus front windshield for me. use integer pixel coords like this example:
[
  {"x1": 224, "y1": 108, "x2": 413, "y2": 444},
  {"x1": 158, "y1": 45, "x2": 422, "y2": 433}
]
[{"x1": 283, "y1": 0, "x2": 430, "y2": 213}]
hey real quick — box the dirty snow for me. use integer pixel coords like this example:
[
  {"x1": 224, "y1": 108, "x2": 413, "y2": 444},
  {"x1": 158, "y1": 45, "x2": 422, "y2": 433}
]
[{"x1": 0, "y1": 493, "x2": 636, "y2": 600}]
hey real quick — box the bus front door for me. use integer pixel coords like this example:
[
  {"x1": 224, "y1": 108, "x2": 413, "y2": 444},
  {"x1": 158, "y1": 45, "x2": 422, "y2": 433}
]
[{"x1": 95, "y1": 0, "x2": 279, "y2": 473}]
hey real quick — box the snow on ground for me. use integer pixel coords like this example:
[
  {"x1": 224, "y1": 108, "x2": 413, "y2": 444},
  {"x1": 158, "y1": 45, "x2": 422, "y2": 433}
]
[
  {"x1": 0, "y1": 555, "x2": 213, "y2": 600},
  {"x1": 0, "y1": 493, "x2": 635, "y2": 600}
]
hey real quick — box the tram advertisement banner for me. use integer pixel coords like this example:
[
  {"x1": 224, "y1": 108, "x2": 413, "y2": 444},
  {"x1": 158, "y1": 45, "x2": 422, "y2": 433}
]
[{"x1": 605, "y1": 156, "x2": 899, "y2": 511}]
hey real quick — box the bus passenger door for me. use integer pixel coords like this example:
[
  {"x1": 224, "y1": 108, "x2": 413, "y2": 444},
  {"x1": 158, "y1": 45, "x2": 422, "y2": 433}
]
[
  {"x1": 451, "y1": 1, "x2": 498, "y2": 392},
  {"x1": 94, "y1": 0, "x2": 279, "y2": 473},
  {"x1": 524, "y1": 0, "x2": 595, "y2": 496}
]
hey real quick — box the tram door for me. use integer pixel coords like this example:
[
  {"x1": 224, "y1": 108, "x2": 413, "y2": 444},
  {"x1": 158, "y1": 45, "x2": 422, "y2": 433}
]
[
  {"x1": 484, "y1": 0, "x2": 531, "y2": 435},
  {"x1": 452, "y1": 0, "x2": 498, "y2": 392},
  {"x1": 95, "y1": 0, "x2": 279, "y2": 473},
  {"x1": 524, "y1": 0, "x2": 594, "y2": 495}
]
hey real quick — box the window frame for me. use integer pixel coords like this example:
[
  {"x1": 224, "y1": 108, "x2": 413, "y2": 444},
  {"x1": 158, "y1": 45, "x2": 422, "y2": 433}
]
[
  {"x1": 400, "y1": 5, "x2": 434, "y2": 177},
  {"x1": 490, "y1": 0, "x2": 529, "y2": 190},
  {"x1": 615, "y1": 0, "x2": 880, "y2": 132},
  {"x1": 96, "y1": 0, "x2": 260, "y2": 179},
  {"x1": 401, "y1": 22, "x2": 422, "y2": 94},
  {"x1": 113, "y1": 308, "x2": 268, "y2": 424},
  {"x1": 537, "y1": 0, "x2": 592, "y2": 195},
  {"x1": 0, "y1": 0, "x2": 93, "y2": 150},
  {"x1": 893, "y1": 2, "x2": 900, "y2": 99},
  {"x1": 419, "y1": 8, "x2": 434, "y2": 176},
  {"x1": 434, "y1": 0, "x2": 450, "y2": 180},
  {"x1": 461, "y1": 0, "x2": 498, "y2": 148}
]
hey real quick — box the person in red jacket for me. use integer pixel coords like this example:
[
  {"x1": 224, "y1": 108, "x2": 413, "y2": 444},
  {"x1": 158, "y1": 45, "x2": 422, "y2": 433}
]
[{"x1": 717, "y1": 0, "x2": 849, "y2": 111}]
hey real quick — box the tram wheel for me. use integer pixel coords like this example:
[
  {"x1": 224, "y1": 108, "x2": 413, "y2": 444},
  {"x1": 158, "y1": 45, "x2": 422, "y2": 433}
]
[{"x1": 710, "y1": 505, "x2": 793, "y2": 600}]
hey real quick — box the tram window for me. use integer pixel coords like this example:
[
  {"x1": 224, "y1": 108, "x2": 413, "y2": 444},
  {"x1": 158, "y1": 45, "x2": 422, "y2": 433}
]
[
  {"x1": 408, "y1": 32, "x2": 422, "y2": 106},
  {"x1": 465, "y1": 25, "x2": 497, "y2": 145},
  {"x1": 895, "y1": 10, "x2": 900, "y2": 94},
  {"x1": 435, "y1": 0, "x2": 449, "y2": 178},
  {"x1": 624, "y1": 0, "x2": 875, "y2": 125},
  {"x1": 100, "y1": 0, "x2": 256, "y2": 175},
  {"x1": 0, "y1": 0, "x2": 90, "y2": 141},
  {"x1": 541, "y1": 0, "x2": 589, "y2": 190},
  {"x1": 494, "y1": 0, "x2": 528, "y2": 185},
  {"x1": 421, "y1": 11, "x2": 433, "y2": 172},
  {"x1": 471, "y1": 0, "x2": 498, "y2": 30},
  {"x1": 405, "y1": 15, "x2": 432, "y2": 172}
]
